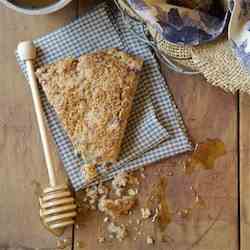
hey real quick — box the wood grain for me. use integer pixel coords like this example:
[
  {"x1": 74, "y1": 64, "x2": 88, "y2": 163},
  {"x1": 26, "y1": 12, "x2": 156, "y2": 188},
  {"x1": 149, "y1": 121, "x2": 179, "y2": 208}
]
[
  {"x1": 0, "y1": 1, "x2": 239, "y2": 249},
  {"x1": 240, "y1": 93, "x2": 250, "y2": 250},
  {"x1": 74, "y1": 69, "x2": 238, "y2": 250},
  {"x1": 166, "y1": 72, "x2": 238, "y2": 250},
  {"x1": 0, "y1": 1, "x2": 77, "y2": 248}
]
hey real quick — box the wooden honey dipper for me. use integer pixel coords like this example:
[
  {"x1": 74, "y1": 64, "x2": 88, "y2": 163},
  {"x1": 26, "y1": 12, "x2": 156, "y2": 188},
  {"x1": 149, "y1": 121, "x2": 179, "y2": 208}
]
[{"x1": 17, "y1": 41, "x2": 77, "y2": 233}]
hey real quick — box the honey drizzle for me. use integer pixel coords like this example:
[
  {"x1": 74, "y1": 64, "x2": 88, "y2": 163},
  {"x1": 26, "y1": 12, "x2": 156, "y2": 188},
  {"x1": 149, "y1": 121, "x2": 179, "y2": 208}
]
[
  {"x1": 184, "y1": 138, "x2": 226, "y2": 175},
  {"x1": 191, "y1": 186, "x2": 206, "y2": 209},
  {"x1": 147, "y1": 177, "x2": 171, "y2": 231}
]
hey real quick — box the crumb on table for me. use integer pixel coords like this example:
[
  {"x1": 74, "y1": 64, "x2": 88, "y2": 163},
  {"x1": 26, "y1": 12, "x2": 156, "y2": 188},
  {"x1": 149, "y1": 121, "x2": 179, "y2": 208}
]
[{"x1": 107, "y1": 222, "x2": 127, "y2": 241}]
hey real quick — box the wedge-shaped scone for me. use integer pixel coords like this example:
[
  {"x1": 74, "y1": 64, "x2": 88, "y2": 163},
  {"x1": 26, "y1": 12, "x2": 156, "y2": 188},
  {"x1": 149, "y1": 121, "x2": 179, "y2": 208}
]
[{"x1": 36, "y1": 48, "x2": 143, "y2": 166}]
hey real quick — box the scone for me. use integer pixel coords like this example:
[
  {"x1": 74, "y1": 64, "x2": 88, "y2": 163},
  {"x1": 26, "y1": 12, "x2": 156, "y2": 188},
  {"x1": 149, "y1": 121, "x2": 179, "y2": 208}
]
[{"x1": 36, "y1": 48, "x2": 143, "y2": 167}]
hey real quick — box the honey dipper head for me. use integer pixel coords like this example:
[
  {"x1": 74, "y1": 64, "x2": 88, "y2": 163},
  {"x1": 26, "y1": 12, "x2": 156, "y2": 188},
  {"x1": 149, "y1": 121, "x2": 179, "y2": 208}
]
[
  {"x1": 39, "y1": 185, "x2": 77, "y2": 233},
  {"x1": 17, "y1": 41, "x2": 36, "y2": 61}
]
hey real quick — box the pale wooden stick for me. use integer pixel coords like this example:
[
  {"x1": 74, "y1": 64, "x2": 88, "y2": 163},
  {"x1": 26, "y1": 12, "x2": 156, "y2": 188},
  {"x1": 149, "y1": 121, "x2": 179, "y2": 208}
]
[{"x1": 18, "y1": 41, "x2": 56, "y2": 187}]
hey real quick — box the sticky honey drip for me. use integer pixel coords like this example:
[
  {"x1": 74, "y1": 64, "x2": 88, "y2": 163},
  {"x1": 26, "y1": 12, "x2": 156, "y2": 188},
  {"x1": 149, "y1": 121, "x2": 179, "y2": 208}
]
[
  {"x1": 184, "y1": 138, "x2": 226, "y2": 175},
  {"x1": 147, "y1": 177, "x2": 171, "y2": 231}
]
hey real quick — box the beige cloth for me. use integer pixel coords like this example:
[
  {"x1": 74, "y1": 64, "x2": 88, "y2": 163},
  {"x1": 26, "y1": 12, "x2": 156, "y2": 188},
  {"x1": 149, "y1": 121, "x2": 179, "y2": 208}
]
[{"x1": 117, "y1": 0, "x2": 250, "y2": 94}]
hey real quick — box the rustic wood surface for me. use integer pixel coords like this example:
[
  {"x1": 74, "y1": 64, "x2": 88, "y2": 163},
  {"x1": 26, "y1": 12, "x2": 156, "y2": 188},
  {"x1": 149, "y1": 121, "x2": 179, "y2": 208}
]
[
  {"x1": 240, "y1": 93, "x2": 250, "y2": 250},
  {"x1": 0, "y1": 1, "x2": 241, "y2": 249},
  {"x1": 0, "y1": 1, "x2": 77, "y2": 248},
  {"x1": 73, "y1": 72, "x2": 238, "y2": 250}
]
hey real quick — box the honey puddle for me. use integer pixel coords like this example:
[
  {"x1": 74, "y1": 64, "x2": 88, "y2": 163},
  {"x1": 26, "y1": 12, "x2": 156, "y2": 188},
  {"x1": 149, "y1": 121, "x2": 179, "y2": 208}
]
[
  {"x1": 184, "y1": 138, "x2": 226, "y2": 175},
  {"x1": 147, "y1": 177, "x2": 171, "y2": 231}
]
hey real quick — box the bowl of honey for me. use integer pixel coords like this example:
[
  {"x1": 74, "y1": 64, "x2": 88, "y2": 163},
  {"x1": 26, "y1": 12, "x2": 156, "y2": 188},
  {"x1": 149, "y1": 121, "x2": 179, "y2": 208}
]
[{"x1": 0, "y1": 0, "x2": 72, "y2": 15}]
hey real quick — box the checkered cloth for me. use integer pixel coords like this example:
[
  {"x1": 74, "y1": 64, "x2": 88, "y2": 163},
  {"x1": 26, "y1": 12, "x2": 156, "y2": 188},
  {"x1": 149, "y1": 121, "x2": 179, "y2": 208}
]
[{"x1": 16, "y1": 2, "x2": 192, "y2": 191}]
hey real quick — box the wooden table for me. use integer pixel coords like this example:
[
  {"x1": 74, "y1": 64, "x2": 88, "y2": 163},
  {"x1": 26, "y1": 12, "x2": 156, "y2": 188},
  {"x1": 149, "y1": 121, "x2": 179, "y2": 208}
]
[{"x1": 0, "y1": 1, "x2": 248, "y2": 249}]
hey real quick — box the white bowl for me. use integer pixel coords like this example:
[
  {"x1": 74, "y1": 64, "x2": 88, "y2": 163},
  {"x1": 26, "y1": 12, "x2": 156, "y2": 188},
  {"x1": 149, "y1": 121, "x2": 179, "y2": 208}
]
[{"x1": 0, "y1": 0, "x2": 72, "y2": 15}]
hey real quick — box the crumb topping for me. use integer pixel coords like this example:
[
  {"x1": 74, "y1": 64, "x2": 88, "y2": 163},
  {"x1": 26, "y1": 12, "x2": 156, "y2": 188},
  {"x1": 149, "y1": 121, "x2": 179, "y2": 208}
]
[
  {"x1": 146, "y1": 236, "x2": 154, "y2": 244},
  {"x1": 36, "y1": 49, "x2": 143, "y2": 165}
]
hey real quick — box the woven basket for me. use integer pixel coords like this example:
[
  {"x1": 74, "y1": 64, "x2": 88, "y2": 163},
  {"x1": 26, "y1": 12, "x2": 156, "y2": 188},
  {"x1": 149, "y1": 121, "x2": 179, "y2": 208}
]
[{"x1": 114, "y1": 0, "x2": 250, "y2": 94}]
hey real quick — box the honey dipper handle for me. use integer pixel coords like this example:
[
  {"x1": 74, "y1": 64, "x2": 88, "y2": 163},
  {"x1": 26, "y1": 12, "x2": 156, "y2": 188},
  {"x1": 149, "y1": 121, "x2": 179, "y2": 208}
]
[
  {"x1": 26, "y1": 60, "x2": 57, "y2": 187},
  {"x1": 18, "y1": 41, "x2": 57, "y2": 187}
]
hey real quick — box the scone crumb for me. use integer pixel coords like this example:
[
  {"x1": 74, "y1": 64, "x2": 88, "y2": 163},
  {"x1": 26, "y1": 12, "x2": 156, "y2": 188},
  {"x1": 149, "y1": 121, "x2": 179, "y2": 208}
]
[
  {"x1": 128, "y1": 188, "x2": 138, "y2": 196},
  {"x1": 167, "y1": 171, "x2": 174, "y2": 176},
  {"x1": 83, "y1": 164, "x2": 98, "y2": 181},
  {"x1": 98, "y1": 195, "x2": 136, "y2": 217},
  {"x1": 146, "y1": 236, "x2": 154, "y2": 245},
  {"x1": 112, "y1": 171, "x2": 139, "y2": 197},
  {"x1": 104, "y1": 217, "x2": 109, "y2": 223},
  {"x1": 115, "y1": 188, "x2": 123, "y2": 197},
  {"x1": 152, "y1": 208, "x2": 159, "y2": 222},
  {"x1": 83, "y1": 186, "x2": 99, "y2": 210},
  {"x1": 97, "y1": 183, "x2": 109, "y2": 195},
  {"x1": 98, "y1": 236, "x2": 105, "y2": 243},
  {"x1": 141, "y1": 208, "x2": 151, "y2": 219},
  {"x1": 107, "y1": 222, "x2": 127, "y2": 241},
  {"x1": 109, "y1": 234, "x2": 115, "y2": 239},
  {"x1": 85, "y1": 186, "x2": 98, "y2": 205},
  {"x1": 112, "y1": 172, "x2": 129, "y2": 197},
  {"x1": 140, "y1": 167, "x2": 146, "y2": 178}
]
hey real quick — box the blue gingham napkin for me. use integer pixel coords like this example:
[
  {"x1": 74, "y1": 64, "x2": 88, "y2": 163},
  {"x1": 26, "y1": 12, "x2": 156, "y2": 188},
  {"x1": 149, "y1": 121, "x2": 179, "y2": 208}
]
[{"x1": 16, "y1": 2, "x2": 192, "y2": 191}]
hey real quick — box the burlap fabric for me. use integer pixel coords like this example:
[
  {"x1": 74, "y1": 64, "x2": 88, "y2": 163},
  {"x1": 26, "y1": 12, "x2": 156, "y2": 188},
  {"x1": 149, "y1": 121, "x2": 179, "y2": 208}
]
[{"x1": 116, "y1": 0, "x2": 250, "y2": 94}]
